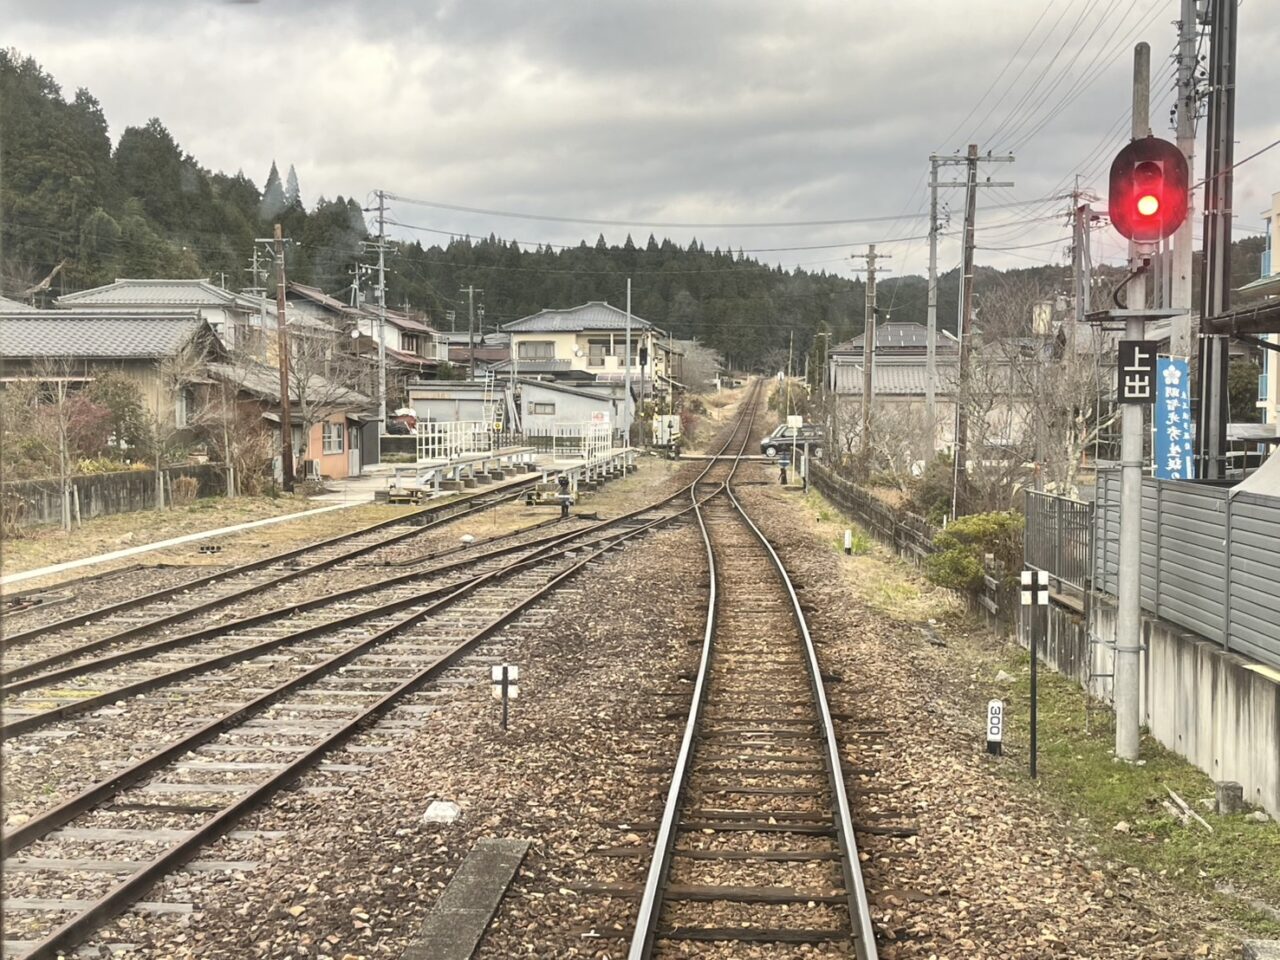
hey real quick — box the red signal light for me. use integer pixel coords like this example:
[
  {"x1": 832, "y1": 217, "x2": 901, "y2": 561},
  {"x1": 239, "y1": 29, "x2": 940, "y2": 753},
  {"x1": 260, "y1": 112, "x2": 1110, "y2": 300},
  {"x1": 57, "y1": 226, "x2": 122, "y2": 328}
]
[{"x1": 1108, "y1": 137, "x2": 1189, "y2": 242}]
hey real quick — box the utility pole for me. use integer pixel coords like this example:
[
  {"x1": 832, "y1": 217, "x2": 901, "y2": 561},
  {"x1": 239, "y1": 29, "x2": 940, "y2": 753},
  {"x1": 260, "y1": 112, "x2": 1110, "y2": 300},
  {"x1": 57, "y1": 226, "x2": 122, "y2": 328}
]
[
  {"x1": 926, "y1": 156, "x2": 941, "y2": 456},
  {"x1": 952, "y1": 146, "x2": 980, "y2": 516},
  {"x1": 943, "y1": 144, "x2": 1015, "y2": 517},
  {"x1": 1116, "y1": 43, "x2": 1154, "y2": 763},
  {"x1": 853, "y1": 244, "x2": 888, "y2": 463},
  {"x1": 460, "y1": 285, "x2": 482, "y2": 380},
  {"x1": 1170, "y1": 0, "x2": 1198, "y2": 357},
  {"x1": 375, "y1": 191, "x2": 388, "y2": 430},
  {"x1": 1195, "y1": 0, "x2": 1236, "y2": 480},
  {"x1": 274, "y1": 223, "x2": 295, "y2": 492},
  {"x1": 1069, "y1": 181, "x2": 1099, "y2": 349},
  {"x1": 624, "y1": 278, "x2": 633, "y2": 445}
]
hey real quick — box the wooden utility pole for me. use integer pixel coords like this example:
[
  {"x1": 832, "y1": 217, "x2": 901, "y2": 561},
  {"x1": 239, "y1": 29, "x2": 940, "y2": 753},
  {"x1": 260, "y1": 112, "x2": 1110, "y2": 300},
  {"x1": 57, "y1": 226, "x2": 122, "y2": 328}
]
[
  {"x1": 274, "y1": 223, "x2": 295, "y2": 492},
  {"x1": 945, "y1": 144, "x2": 1015, "y2": 517},
  {"x1": 853, "y1": 244, "x2": 889, "y2": 462}
]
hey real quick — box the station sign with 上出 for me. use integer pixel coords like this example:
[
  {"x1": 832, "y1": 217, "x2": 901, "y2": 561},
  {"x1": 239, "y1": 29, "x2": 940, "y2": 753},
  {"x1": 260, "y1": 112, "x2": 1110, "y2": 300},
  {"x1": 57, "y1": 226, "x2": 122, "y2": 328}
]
[{"x1": 1117, "y1": 340, "x2": 1158, "y2": 404}]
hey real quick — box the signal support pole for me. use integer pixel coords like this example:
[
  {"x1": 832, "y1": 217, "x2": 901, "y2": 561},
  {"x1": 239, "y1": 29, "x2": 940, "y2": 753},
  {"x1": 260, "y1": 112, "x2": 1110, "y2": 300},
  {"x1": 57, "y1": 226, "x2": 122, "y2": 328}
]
[{"x1": 1116, "y1": 42, "x2": 1155, "y2": 763}]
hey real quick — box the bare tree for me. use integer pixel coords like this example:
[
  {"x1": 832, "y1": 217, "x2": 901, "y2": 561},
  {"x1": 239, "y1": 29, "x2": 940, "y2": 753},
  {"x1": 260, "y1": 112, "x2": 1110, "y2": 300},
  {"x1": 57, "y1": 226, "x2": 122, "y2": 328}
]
[
  {"x1": 151, "y1": 340, "x2": 210, "y2": 509},
  {"x1": 286, "y1": 330, "x2": 371, "y2": 470}
]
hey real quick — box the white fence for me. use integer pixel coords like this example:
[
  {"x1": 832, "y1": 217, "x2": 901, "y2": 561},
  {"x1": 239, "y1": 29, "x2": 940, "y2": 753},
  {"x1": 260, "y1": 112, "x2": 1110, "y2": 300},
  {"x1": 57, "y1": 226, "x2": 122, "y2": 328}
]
[
  {"x1": 551, "y1": 422, "x2": 613, "y2": 461},
  {"x1": 416, "y1": 420, "x2": 494, "y2": 462}
]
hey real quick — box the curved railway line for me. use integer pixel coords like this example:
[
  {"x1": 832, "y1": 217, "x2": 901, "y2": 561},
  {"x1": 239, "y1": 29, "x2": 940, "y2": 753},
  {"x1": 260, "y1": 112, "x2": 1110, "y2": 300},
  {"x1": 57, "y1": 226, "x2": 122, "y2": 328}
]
[
  {"x1": 0, "y1": 382, "x2": 787, "y2": 960},
  {"x1": 627, "y1": 390, "x2": 877, "y2": 958}
]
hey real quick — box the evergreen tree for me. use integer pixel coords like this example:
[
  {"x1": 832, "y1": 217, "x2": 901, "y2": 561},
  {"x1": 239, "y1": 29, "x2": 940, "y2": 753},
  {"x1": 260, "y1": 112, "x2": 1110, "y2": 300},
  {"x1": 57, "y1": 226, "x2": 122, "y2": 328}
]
[
  {"x1": 284, "y1": 164, "x2": 301, "y2": 206},
  {"x1": 260, "y1": 161, "x2": 285, "y2": 220}
]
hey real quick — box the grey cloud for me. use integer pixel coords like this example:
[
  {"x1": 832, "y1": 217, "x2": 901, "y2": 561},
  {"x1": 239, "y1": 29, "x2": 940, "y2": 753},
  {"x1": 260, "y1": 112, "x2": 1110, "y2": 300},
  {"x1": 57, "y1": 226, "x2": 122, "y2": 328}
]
[{"x1": 4, "y1": 0, "x2": 1278, "y2": 275}]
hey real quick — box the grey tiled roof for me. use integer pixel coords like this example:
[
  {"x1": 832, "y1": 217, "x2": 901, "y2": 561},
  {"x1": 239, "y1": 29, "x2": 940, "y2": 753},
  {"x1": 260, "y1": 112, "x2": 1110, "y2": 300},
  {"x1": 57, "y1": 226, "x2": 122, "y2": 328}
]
[
  {"x1": 56, "y1": 278, "x2": 264, "y2": 312},
  {"x1": 832, "y1": 322, "x2": 959, "y2": 355},
  {"x1": 209, "y1": 361, "x2": 371, "y2": 407},
  {"x1": 0, "y1": 295, "x2": 38, "y2": 311},
  {"x1": 490, "y1": 359, "x2": 573, "y2": 373},
  {"x1": 830, "y1": 358, "x2": 959, "y2": 396},
  {"x1": 0, "y1": 313, "x2": 208, "y2": 359},
  {"x1": 502, "y1": 301, "x2": 653, "y2": 333}
]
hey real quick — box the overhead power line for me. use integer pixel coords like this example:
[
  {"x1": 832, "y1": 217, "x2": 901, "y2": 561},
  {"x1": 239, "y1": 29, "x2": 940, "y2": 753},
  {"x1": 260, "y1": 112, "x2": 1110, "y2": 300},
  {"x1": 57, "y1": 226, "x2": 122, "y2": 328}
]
[{"x1": 381, "y1": 192, "x2": 1066, "y2": 231}]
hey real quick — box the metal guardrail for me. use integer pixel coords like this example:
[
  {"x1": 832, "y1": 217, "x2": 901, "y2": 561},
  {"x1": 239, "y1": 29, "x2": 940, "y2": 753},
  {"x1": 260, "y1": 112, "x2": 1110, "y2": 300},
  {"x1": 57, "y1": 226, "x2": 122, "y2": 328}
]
[
  {"x1": 1094, "y1": 470, "x2": 1280, "y2": 670},
  {"x1": 1023, "y1": 490, "x2": 1093, "y2": 594},
  {"x1": 809, "y1": 463, "x2": 1014, "y2": 624}
]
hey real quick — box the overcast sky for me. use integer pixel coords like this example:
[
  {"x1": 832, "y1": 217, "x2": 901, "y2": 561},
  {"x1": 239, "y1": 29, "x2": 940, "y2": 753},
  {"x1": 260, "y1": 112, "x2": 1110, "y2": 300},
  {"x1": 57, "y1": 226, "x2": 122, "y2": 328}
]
[{"x1": 7, "y1": 0, "x2": 1279, "y2": 286}]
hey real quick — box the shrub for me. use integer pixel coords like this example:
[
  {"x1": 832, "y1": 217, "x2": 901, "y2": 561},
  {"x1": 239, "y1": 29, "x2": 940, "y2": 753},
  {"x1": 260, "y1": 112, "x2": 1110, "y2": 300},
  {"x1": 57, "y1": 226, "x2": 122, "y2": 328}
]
[
  {"x1": 923, "y1": 510, "x2": 1023, "y2": 593},
  {"x1": 908, "y1": 452, "x2": 955, "y2": 524}
]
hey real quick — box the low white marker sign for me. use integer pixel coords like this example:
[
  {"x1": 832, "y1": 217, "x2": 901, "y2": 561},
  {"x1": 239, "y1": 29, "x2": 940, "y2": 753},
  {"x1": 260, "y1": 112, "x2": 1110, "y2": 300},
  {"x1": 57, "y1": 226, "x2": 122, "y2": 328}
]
[{"x1": 986, "y1": 699, "x2": 1004, "y2": 756}]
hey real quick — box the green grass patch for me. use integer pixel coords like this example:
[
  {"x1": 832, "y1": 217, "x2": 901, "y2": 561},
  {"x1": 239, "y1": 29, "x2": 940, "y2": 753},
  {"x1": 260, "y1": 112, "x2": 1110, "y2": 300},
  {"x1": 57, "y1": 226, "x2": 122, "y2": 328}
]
[{"x1": 994, "y1": 651, "x2": 1280, "y2": 936}]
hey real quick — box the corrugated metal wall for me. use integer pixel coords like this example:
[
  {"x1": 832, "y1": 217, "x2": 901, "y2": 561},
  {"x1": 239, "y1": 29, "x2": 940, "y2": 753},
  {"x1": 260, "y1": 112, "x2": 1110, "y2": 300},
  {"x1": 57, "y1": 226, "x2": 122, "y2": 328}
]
[{"x1": 1093, "y1": 471, "x2": 1280, "y2": 669}]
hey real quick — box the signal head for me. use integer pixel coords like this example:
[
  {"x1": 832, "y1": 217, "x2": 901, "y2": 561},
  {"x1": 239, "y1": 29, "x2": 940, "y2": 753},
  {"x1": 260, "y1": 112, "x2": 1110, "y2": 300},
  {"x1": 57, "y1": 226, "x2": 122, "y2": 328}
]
[{"x1": 1108, "y1": 137, "x2": 1189, "y2": 242}]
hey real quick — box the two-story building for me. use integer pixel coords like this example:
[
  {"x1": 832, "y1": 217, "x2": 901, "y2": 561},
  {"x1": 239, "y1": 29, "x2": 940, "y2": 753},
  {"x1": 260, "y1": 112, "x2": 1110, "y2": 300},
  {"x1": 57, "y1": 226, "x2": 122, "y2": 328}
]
[{"x1": 499, "y1": 300, "x2": 669, "y2": 389}]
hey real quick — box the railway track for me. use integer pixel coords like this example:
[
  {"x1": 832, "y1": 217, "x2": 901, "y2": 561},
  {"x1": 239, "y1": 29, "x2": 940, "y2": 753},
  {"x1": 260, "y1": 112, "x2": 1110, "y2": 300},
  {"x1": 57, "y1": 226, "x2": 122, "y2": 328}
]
[
  {"x1": 627, "y1": 392, "x2": 877, "y2": 958},
  {"x1": 0, "y1": 515, "x2": 603, "y2": 740},
  {"x1": 0, "y1": 481, "x2": 544, "y2": 687},
  {"x1": 0, "y1": 385, "x2": 765, "y2": 960}
]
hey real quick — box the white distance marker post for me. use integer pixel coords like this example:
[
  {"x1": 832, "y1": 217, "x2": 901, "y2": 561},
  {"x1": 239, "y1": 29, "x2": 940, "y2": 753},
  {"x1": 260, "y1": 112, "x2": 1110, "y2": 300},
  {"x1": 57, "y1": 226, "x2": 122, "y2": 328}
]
[
  {"x1": 490, "y1": 664, "x2": 520, "y2": 731},
  {"x1": 986, "y1": 699, "x2": 1004, "y2": 756},
  {"x1": 844, "y1": 529, "x2": 853, "y2": 555},
  {"x1": 1020, "y1": 569, "x2": 1049, "y2": 778}
]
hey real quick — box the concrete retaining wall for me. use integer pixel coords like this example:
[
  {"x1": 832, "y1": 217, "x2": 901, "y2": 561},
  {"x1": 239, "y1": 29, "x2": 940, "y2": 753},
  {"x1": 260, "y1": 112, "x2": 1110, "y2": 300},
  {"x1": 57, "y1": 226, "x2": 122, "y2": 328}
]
[
  {"x1": 1025, "y1": 598, "x2": 1280, "y2": 818},
  {"x1": 3, "y1": 464, "x2": 227, "y2": 528}
]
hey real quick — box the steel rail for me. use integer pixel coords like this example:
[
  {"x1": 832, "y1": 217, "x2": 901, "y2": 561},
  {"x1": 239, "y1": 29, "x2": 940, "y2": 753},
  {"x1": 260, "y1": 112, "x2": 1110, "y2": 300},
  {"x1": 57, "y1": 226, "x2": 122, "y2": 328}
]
[
  {"x1": 723, "y1": 483, "x2": 878, "y2": 960},
  {"x1": 3, "y1": 426, "x2": 748, "y2": 725},
  {"x1": 1, "y1": 515, "x2": 604, "y2": 704},
  {"x1": 6, "y1": 390, "x2": 764, "y2": 960},
  {"x1": 0, "y1": 480, "x2": 538, "y2": 656},
  {"x1": 628, "y1": 379, "x2": 761, "y2": 960},
  {"x1": 627, "y1": 379, "x2": 877, "y2": 960},
  {"x1": 12, "y1": 494, "x2": 697, "y2": 960}
]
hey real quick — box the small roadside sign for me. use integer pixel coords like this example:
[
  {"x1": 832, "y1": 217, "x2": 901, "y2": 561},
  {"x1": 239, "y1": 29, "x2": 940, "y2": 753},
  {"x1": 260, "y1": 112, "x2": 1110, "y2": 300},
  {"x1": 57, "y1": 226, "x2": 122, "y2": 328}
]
[
  {"x1": 490, "y1": 664, "x2": 520, "y2": 730},
  {"x1": 787, "y1": 414, "x2": 803, "y2": 428},
  {"x1": 986, "y1": 700, "x2": 1004, "y2": 756},
  {"x1": 1020, "y1": 569, "x2": 1049, "y2": 606}
]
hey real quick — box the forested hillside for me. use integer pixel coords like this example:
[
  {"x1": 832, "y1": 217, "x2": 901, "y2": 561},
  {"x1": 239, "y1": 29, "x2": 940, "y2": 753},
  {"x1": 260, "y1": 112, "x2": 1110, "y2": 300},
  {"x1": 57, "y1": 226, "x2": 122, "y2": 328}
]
[{"x1": 1, "y1": 50, "x2": 1264, "y2": 371}]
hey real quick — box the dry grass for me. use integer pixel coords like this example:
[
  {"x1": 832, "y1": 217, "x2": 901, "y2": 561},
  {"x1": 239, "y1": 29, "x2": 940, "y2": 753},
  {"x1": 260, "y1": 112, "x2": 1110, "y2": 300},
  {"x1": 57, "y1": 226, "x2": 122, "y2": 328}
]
[
  {"x1": 795, "y1": 487, "x2": 963, "y2": 624},
  {"x1": 0, "y1": 497, "x2": 422, "y2": 591}
]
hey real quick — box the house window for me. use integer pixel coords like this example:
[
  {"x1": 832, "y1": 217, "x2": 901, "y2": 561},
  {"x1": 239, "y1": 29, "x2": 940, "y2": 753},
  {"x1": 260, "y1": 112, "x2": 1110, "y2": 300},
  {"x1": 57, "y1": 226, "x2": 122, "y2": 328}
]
[
  {"x1": 175, "y1": 388, "x2": 195, "y2": 428},
  {"x1": 402, "y1": 334, "x2": 420, "y2": 354},
  {"x1": 531, "y1": 402, "x2": 556, "y2": 415},
  {"x1": 322, "y1": 420, "x2": 345, "y2": 454},
  {"x1": 587, "y1": 339, "x2": 610, "y2": 367},
  {"x1": 518, "y1": 340, "x2": 556, "y2": 360}
]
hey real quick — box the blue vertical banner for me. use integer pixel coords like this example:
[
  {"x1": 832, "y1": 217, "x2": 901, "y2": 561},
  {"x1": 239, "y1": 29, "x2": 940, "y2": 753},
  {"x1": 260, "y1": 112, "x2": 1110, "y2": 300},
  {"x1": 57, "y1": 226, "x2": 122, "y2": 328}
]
[{"x1": 1154, "y1": 356, "x2": 1194, "y2": 479}]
